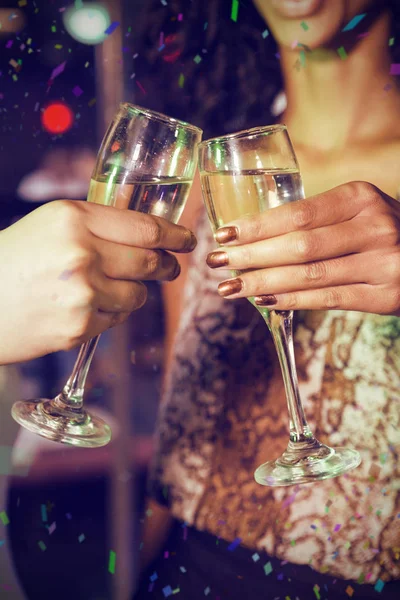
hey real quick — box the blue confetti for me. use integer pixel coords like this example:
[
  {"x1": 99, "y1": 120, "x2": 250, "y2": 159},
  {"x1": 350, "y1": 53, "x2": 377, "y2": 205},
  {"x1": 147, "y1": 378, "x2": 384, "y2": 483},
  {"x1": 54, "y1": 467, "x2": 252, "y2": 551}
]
[
  {"x1": 163, "y1": 586, "x2": 173, "y2": 598},
  {"x1": 227, "y1": 537, "x2": 242, "y2": 551},
  {"x1": 342, "y1": 13, "x2": 366, "y2": 32},
  {"x1": 104, "y1": 21, "x2": 120, "y2": 36},
  {"x1": 150, "y1": 572, "x2": 158, "y2": 582},
  {"x1": 374, "y1": 579, "x2": 385, "y2": 593}
]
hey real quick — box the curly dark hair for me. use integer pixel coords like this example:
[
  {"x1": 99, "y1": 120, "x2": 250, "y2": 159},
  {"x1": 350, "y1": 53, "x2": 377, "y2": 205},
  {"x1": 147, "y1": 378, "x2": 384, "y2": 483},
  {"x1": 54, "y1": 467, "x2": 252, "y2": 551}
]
[{"x1": 131, "y1": 0, "x2": 400, "y2": 139}]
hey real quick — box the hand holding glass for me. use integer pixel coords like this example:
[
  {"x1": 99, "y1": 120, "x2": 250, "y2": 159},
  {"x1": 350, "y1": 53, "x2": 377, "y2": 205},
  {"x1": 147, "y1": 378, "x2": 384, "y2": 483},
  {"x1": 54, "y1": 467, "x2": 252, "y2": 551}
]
[
  {"x1": 198, "y1": 125, "x2": 361, "y2": 486},
  {"x1": 12, "y1": 104, "x2": 202, "y2": 448}
]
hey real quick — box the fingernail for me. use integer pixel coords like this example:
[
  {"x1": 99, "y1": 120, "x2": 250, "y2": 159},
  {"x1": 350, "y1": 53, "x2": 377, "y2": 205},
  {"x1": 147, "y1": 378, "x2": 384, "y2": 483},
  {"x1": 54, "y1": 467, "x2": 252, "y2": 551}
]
[
  {"x1": 215, "y1": 226, "x2": 238, "y2": 244},
  {"x1": 206, "y1": 251, "x2": 229, "y2": 268},
  {"x1": 170, "y1": 261, "x2": 181, "y2": 281},
  {"x1": 254, "y1": 295, "x2": 278, "y2": 306},
  {"x1": 218, "y1": 278, "x2": 243, "y2": 297},
  {"x1": 185, "y1": 231, "x2": 197, "y2": 251}
]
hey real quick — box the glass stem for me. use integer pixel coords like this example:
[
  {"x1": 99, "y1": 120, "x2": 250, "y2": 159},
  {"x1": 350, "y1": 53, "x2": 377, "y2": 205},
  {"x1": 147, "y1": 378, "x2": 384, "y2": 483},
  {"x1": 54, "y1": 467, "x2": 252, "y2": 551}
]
[
  {"x1": 266, "y1": 310, "x2": 315, "y2": 445},
  {"x1": 57, "y1": 335, "x2": 101, "y2": 410}
]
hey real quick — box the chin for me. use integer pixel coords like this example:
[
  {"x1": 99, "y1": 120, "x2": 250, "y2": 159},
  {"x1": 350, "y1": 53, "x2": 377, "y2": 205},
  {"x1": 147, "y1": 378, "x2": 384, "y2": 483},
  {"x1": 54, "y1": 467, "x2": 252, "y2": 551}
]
[{"x1": 253, "y1": 0, "x2": 381, "y2": 50}]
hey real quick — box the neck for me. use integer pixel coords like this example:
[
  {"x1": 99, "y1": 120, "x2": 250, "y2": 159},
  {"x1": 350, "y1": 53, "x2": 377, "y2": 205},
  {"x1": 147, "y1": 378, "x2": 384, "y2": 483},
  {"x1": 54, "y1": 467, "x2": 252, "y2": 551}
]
[{"x1": 280, "y1": 9, "x2": 400, "y2": 152}]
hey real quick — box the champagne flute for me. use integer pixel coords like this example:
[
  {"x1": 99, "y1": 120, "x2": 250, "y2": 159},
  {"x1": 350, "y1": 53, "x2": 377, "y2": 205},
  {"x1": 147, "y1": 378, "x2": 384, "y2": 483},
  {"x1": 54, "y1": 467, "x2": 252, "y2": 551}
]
[
  {"x1": 12, "y1": 104, "x2": 202, "y2": 448},
  {"x1": 198, "y1": 125, "x2": 361, "y2": 486}
]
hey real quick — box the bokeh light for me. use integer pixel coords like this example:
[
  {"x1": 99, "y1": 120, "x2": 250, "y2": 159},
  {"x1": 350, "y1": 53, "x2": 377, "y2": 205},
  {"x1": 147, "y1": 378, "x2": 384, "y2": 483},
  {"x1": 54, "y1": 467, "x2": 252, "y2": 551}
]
[
  {"x1": 41, "y1": 102, "x2": 75, "y2": 134},
  {"x1": 63, "y1": 3, "x2": 111, "y2": 46}
]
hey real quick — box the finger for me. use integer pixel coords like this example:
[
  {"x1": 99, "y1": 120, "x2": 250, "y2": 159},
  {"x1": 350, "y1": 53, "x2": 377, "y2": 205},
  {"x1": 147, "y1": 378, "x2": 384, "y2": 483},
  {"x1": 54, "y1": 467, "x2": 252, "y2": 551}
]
[
  {"x1": 94, "y1": 278, "x2": 149, "y2": 313},
  {"x1": 217, "y1": 253, "x2": 374, "y2": 300},
  {"x1": 74, "y1": 201, "x2": 197, "y2": 252},
  {"x1": 93, "y1": 238, "x2": 181, "y2": 282},
  {"x1": 253, "y1": 283, "x2": 399, "y2": 315},
  {"x1": 214, "y1": 181, "x2": 380, "y2": 246},
  {"x1": 208, "y1": 218, "x2": 380, "y2": 271}
]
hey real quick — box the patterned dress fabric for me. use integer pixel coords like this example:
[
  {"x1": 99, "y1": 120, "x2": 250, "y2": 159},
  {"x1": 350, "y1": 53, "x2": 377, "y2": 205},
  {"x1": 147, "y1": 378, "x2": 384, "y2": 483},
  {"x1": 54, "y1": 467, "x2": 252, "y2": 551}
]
[{"x1": 148, "y1": 210, "x2": 400, "y2": 586}]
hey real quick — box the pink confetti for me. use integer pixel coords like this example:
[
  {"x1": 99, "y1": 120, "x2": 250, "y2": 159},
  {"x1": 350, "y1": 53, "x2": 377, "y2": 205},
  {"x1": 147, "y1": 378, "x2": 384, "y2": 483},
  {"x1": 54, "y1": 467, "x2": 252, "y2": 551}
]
[
  {"x1": 334, "y1": 524, "x2": 341, "y2": 532},
  {"x1": 136, "y1": 80, "x2": 146, "y2": 95}
]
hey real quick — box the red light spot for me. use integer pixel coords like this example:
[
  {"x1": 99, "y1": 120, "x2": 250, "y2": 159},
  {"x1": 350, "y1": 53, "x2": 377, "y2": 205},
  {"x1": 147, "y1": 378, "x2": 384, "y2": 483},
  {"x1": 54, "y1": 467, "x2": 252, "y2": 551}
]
[{"x1": 41, "y1": 102, "x2": 74, "y2": 134}]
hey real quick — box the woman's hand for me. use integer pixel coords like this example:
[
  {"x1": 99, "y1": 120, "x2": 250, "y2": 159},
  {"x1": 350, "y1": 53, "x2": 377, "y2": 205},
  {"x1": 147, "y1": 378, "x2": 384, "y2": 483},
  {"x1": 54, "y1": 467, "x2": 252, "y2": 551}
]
[
  {"x1": 0, "y1": 200, "x2": 196, "y2": 365},
  {"x1": 206, "y1": 181, "x2": 400, "y2": 315}
]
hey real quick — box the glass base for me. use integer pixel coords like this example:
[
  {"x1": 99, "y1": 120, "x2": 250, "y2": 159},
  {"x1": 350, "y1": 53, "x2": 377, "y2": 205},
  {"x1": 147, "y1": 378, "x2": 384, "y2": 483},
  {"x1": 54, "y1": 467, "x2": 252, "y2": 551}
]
[
  {"x1": 254, "y1": 440, "x2": 361, "y2": 487},
  {"x1": 11, "y1": 396, "x2": 112, "y2": 448}
]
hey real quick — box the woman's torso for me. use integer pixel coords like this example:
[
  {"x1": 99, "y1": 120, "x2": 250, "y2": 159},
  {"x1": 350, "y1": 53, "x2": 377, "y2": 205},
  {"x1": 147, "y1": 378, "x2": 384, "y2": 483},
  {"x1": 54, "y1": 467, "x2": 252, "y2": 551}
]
[{"x1": 148, "y1": 139, "x2": 400, "y2": 585}]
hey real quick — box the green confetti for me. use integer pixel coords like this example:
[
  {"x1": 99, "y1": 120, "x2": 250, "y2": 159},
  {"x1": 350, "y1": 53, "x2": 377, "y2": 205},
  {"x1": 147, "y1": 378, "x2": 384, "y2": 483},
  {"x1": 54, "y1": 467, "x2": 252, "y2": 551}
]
[
  {"x1": 389, "y1": 37, "x2": 395, "y2": 46},
  {"x1": 300, "y1": 50, "x2": 306, "y2": 67},
  {"x1": 231, "y1": 0, "x2": 239, "y2": 23},
  {"x1": 193, "y1": 55, "x2": 202, "y2": 64},
  {"x1": 357, "y1": 573, "x2": 365, "y2": 584},
  {"x1": 0, "y1": 511, "x2": 9, "y2": 526},
  {"x1": 337, "y1": 46, "x2": 347, "y2": 60},
  {"x1": 264, "y1": 561, "x2": 273, "y2": 575},
  {"x1": 301, "y1": 21, "x2": 309, "y2": 31},
  {"x1": 108, "y1": 550, "x2": 116, "y2": 574},
  {"x1": 313, "y1": 584, "x2": 321, "y2": 600},
  {"x1": 172, "y1": 589, "x2": 180, "y2": 595},
  {"x1": 178, "y1": 73, "x2": 185, "y2": 88},
  {"x1": 38, "y1": 541, "x2": 47, "y2": 551}
]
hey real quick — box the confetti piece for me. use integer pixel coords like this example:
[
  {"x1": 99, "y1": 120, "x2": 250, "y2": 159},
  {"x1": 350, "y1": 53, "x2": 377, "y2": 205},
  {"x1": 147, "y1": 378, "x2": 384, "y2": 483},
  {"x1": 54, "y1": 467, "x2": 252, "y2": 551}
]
[
  {"x1": 48, "y1": 522, "x2": 56, "y2": 535},
  {"x1": 104, "y1": 22, "x2": 120, "y2": 36},
  {"x1": 390, "y1": 64, "x2": 400, "y2": 75},
  {"x1": 227, "y1": 537, "x2": 242, "y2": 551},
  {"x1": 41, "y1": 504, "x2": 48, "y2": 522},
  {"x1": 78, "y1": 534, "x2": 85, "y2": 543},
  {"x1": 72, "y1": 85, "x2": 83, "y2": 97},
  {"x1": 66, "y1": 513, "x2": 72, "y2": 519},
  {"x1": 193, "y1": 55, "x2": 202, "y2": 64},
  {"x1": 204, "y1": 588, "x2": 210, "y2": 596},
  {"x1": 262, "y1": 29, "x2": 269, "y2": 39},
  {"x1": 136, "y1": 80, "x2": 146, "y2": 94},
  {"x1": 231, "y1": 0, "x2": 239, "y2": 22},
  {"x1": 313, "y1": 584, "x2": 320, "y2": 599},
  {"x1": 374, "y1": 579, "x2": 385, "y2": 593},
  {"x1": 346, "y1": 585, "x2": 354, "y2": 597},
  {"x1": 334, "y1": 524, "x2": 341, "y2": 532},
  {"x1": 51, "y1": 61, "x2": 67, "y2": 80},
  {"x1": 108, "y1": 550, "x2": 116, "y2": 574},
  {"x1": 150, "y1": 572, "x2": 158, "y2": 582},
  {"x1": 58, "y1": 269, "x2": 74, "y2": 281},
  {"x1": 18, "y1": 0, "x2": 28, "y2": 6},
  {"x1": 342, "y1": 13, "x2": 366, "y2": 31},
  {"x1": 178, "y1": 74, "x2": 185, "y2": 88},
  {"x1": 264, "y1": 561, "x2": 273, "y2": 575},
  {"x1": 252, "y1": 553, "x2": 260, "y2": 562},
  {"x1": 337, "y1": 46, "x2": 347, "y2": 60},
  {"x1": 301, "y1": 21, "x2": 309, "y2": 31},
  {"x1": 180, "y1": 566, "x2": 186, "y2": 573},
  {"x1": 38, "y1": 541, "x2": 46, "y2": 551},
  {"x1": 0, "y1": 511, "x2": 9, "y2": 526},
  {"x1": 163, "y1": 586, "x2": 173, "y2": 598}
]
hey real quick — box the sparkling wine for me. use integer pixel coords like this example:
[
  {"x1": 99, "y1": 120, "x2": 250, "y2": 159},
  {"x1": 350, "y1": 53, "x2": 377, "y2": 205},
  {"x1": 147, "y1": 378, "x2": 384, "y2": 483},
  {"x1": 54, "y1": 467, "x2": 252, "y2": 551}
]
[
  {"x1": 200, "y1": 169, "x2": 304, "y2": 231},
  {"x1": 87, "y1": 174, "x2": 192, "y2": 223}
]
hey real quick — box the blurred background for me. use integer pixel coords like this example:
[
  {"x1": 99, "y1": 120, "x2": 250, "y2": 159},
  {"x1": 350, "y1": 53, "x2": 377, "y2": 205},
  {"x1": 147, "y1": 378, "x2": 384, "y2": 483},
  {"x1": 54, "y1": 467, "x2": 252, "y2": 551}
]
[{"x1": 0, "y1": 1, "x2": 280, "y2": 598}]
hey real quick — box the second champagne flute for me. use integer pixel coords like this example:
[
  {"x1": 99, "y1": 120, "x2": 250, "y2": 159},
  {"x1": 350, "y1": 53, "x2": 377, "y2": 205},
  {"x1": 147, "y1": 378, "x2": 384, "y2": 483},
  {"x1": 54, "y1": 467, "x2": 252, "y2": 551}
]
[
  {"x1": 198, "y1": 125, "x2": 361, "y2": 486},
  {"x1": 12, "y1": 104, "x2": 202, "y2": 448}
]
